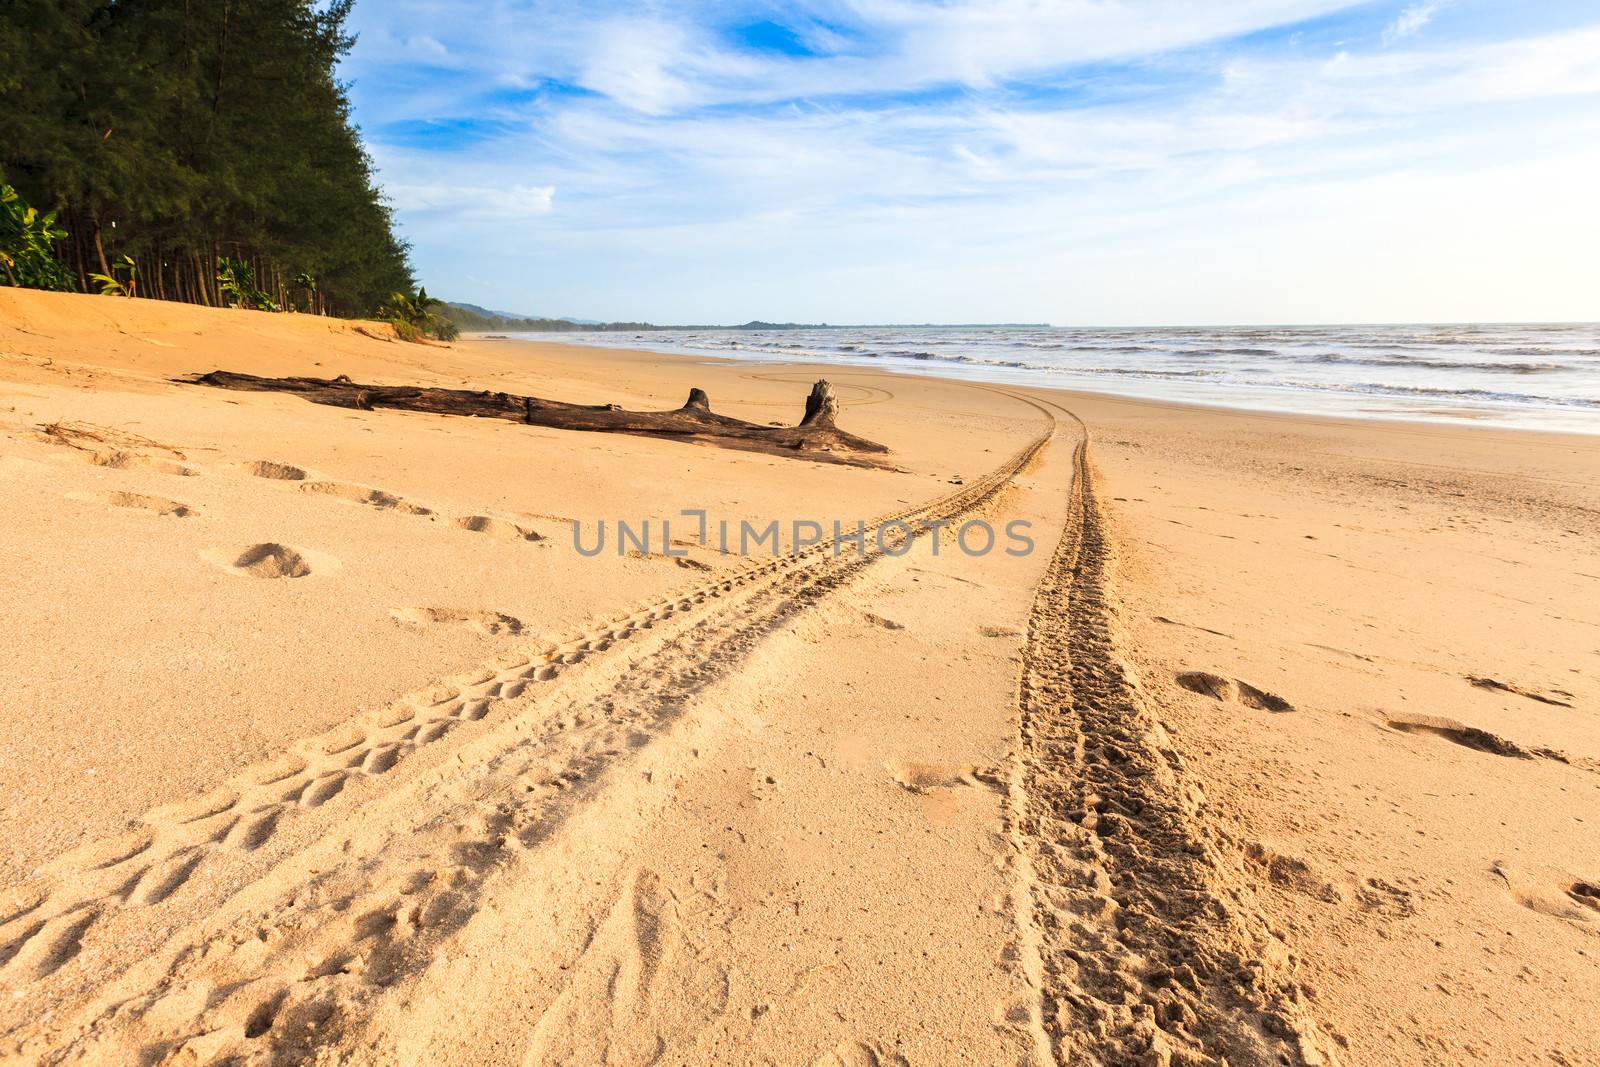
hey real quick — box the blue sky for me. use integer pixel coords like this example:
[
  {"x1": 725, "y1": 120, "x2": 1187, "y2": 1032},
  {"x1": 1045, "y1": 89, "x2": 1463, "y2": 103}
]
[{"x1": 341, "y1": 1, "x2": 1600, "y2": 325}]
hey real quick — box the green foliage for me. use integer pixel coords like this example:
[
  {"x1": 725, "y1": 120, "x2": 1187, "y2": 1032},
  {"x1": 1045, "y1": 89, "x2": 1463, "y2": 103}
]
[
  {"x1": 288, "y1": 272, "x2": 317, "y2": 313},
  {"x1": 88, "y1": 253, "x2": 137, "y2": 297},
  {"x1": 383, "y1": 286, "x2": 456, "y2": 342},
  {"x1": 382, "y1": 285, "x2": 442, "y2": 326},
  {"x1": 0, "y1": 182, "x2": 72, "y2": 290},
  {"x1": 216, "y1": 256, "x2": 278, "y2": 311},
  {"x1": 0, "y1": 0, "x2": 414, "y2": 315}
]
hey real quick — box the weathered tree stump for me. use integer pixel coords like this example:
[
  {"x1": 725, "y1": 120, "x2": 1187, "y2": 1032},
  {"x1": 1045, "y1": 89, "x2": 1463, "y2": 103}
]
[{"x1": 800, "y1": 380, "x2": 838, "y2": 427}]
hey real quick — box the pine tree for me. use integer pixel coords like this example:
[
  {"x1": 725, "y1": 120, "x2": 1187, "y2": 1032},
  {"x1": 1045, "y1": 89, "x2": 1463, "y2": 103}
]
[{"x1": 0, "y1": 0, "x2": 414, "y2": 315}]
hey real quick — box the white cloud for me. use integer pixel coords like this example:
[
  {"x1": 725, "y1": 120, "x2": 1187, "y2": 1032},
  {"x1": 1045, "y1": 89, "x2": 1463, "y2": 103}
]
[
  {"x1": 389, "y1": 182, "x2": 555, "y2": 218},
  {"x1": 1383, "y1": 1, "x2": 1451, "y2": 45},
  {"x1": 577, "y1": 18, "x2": 700, "y2": 114},
  {"x1": 858, "y1": 0, "x2": 1359, "y2": 87},
  {"x1": 349, "y1": 1, "x2": 1367, "y2": 117},
  {"x1": 403, "y1": 33, "x2": 451, "y2": 61},
  {"x1": 340, "y1": 2, "x2": 1600, "y2": 323}
]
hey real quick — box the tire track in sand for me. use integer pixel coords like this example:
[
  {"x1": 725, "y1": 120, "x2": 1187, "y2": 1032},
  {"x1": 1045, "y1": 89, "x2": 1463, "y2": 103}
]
[
  {"x1": 0, "y1": 537, "x2": 822, "y2": 998},
  {"x1": 7, "y1": 442, "x2": 991, "y2": 1000},
  {"x1": 1, "y1": 423, "x2": 1051, "y2": 1064},
  {"x1": 1004, "y1": 392, "x2": 1341, "y2": 1066}
]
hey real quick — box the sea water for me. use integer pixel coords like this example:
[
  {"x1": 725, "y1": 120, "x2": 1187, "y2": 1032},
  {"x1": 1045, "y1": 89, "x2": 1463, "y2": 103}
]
[{"x1": 509, "y1": 323, "x2": 1600, "y2": 434}]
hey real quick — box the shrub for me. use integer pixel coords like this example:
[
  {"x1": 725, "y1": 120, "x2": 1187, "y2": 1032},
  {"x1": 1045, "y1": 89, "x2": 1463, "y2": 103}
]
[{"x1": 0, "y1": 183, "x2": 72, "y2": 291}]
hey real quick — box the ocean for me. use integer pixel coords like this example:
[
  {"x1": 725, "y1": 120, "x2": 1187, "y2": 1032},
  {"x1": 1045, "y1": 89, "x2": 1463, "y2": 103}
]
[{"x1": 508, "y1": 323, "x2": 1600, "y2": 434}]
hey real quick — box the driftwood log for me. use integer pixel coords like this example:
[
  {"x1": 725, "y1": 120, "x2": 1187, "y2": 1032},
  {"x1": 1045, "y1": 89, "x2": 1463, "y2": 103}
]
[{"x1": 187, "y1": 371, "x2": 890, "y2": 467}]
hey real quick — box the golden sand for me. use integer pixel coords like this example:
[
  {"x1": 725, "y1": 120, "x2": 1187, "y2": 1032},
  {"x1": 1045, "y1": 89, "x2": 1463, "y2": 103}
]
[{"x1": 1, "y1": 288, "x2": 1596, "y2": 1064}]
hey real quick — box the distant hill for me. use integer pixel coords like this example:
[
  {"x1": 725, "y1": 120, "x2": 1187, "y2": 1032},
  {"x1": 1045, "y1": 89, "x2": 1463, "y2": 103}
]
[
  {"x1": 447, "y1": 301, "x2": 535, "y2": 321},
  {"x1": 442, "y1": 303, "x2": 648, "y2": 333},
  {"x1": 444, "y1": 303, "x2": 1052, "y2": 334}
]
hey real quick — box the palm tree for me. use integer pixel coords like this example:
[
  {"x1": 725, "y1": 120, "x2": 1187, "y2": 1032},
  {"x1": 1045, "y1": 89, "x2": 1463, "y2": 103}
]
[{"x1": 382, "y1": 286, "x2": 453, "y2": 341}]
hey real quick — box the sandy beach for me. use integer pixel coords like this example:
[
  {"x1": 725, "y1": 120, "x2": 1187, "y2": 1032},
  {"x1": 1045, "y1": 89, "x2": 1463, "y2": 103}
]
[{"x1": 2, "y1": 288, "x2": 1597, "y2": 1065}]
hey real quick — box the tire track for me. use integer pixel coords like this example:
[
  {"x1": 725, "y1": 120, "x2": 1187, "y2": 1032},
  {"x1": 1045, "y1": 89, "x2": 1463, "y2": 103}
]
[
  {"x1": 12, "y1": 419, "x2": 1001, "y2": 961},
  {"x1": 15, "y1": 382, "x2": 1349, "y2": 1067},
  {"x1": 0, "y1": 449, "x2": 983, "y2": 1002},
  {"x1": 1007, "y1": 393, "x2": 1340, "y2": 1067},
  {"x1": 3, "y1": 424, "x2": 1052, "y2": 1064}
]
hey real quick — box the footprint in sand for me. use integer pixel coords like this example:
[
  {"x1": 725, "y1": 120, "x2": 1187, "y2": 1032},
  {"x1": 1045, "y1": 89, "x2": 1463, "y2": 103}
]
[
  {"x1": 91, "y1": 451, "x2": 197, "y2": 477},
  {"x1": 124, "y1": 850, "x2": 205, "y2": 906},
  {"x1": 1244, "y1": 843, "x2": 1344, "y2": 904},
  {"x1": 237, "y1": 460, "x2": 307, "y2": 480},
  {"x1": 885, "y1": 759, "x2": 981, "y2": 793},
  {"x1": 1384, "y1": 713, "x2": 1571, "y2": 763},
  {"x1": 390, "y1": 607, "x2": 524, "y2": 636},
  {"x1": 145, "y1": 786, "x2": 239, "y2": 826},
  {"x1": 1387, "y1": 715, "x2": 1522, "y2": 757},
  {"x1": 522, "y1": 868, "x2": 730, "y2": 1065},
  {"x1": 0, "y1": 906, "x2": 98, "y2": 979},
  {"x1": 1493, "y1": 862, "x2": 1600, "y2": 922},
  {"x1": 1467, "y1": 675, "x2": 1574, "y2": 708},
  {"x1": 1175, "y1": 671, "x2": 1294, "y2": 712},
  {"x1": 452, "y1": 515, "x2": 542, "y2": 541},
  {"x1": 205, "y1": 543, "x2": 334, "y2": 579},
  {"x1": 68, "y1": 490, "x2": 193, "y2": 517},
  {"x1": 810, "y1": 1041, "x2": 910, "y2": 1067},
  {"x1": 53, "y1": 828, "x2": 154, "y2": 872},
  {"x1": 299, "y1": 481, "x2": 430, "y2": 515}
]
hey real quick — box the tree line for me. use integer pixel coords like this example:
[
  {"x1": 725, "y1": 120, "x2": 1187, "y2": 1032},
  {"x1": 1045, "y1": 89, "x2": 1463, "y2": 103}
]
[{"x1": 1, "y1": 0, "x2": 414, "y2": 318}]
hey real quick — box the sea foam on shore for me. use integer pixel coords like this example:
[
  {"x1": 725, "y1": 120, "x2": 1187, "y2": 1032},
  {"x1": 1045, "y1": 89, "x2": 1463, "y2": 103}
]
[{"x1": 514, "y1": 322, "x2": 1600, "y2": 432}]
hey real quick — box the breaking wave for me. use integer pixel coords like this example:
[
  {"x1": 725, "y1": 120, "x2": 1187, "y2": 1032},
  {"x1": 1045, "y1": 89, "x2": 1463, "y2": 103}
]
[{"x1": 509, "y1": 321, "x2": 1600, "y2": 433}]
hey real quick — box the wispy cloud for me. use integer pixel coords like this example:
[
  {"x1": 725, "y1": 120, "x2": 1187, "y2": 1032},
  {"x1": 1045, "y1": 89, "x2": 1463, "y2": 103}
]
[
  {"x1": 339, "y1": 1, "x2": 1600, "y2": 323},
  {"x1": 389, "y1": 182, "x2": 555, "y2": 218},
  {"x1": 1383, "y1": 0, "x2": 1451, "y2": 45}
]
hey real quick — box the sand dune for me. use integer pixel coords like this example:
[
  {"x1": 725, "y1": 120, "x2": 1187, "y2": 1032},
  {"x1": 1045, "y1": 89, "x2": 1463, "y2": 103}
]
[{"x1": 1, "y1": 289, "x2": 1596, "y2": 1064}]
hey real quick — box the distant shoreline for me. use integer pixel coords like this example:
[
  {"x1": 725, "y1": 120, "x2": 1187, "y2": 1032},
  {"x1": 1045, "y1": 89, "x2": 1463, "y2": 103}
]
[
  {"x1": 486, "y1": 323, "x2": 1600, "y2": 437},
  {"x1": 447, "y1": 306, "x2": 1051, "y2": 333}
]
